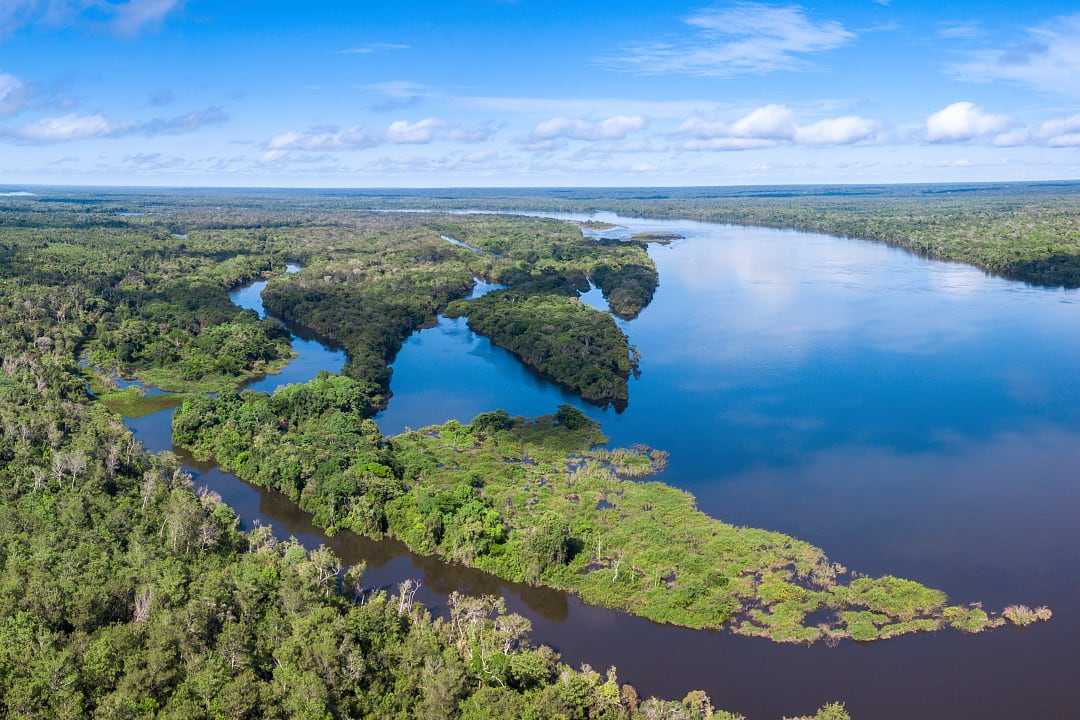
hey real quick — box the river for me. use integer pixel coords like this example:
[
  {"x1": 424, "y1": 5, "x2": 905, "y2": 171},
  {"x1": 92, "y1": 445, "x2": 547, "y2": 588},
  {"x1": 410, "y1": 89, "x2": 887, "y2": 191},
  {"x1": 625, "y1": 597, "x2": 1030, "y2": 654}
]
[{"x1": 123, "y1": 215, "x2": 1080, "y2": 719}]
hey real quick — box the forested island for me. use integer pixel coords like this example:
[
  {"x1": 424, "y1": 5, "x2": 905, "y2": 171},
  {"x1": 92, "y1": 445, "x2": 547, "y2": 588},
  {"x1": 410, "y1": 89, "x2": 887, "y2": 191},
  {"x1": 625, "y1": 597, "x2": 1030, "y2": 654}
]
[
  {"x1": 445, "y1": 292, "x2": 636, "y2": 407},
  {"x1": 1, "y1": 184, "x2": 1072, "y2": 718}
]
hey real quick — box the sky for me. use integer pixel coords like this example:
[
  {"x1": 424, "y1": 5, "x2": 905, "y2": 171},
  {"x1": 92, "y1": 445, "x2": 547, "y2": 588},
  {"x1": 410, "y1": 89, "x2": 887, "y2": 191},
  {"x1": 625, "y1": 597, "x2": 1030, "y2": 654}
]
[{"x1": 1, "y1": 0, "x2": 1078, "y2": 187}]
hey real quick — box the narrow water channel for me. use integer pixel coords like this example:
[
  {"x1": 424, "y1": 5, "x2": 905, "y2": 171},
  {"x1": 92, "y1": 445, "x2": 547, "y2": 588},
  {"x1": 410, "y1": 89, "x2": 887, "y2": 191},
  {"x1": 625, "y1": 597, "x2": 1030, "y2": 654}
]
[{"x1": 120, "y1": 219, "x2": 1080, "y2": 720}]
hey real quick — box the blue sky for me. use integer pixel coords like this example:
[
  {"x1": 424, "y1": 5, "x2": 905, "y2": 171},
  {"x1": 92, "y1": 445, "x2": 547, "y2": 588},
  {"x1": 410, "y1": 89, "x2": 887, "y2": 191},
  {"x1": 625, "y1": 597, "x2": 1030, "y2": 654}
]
[{"x1": 1, "y1": 0, "x2": 1078, "y2": 187}]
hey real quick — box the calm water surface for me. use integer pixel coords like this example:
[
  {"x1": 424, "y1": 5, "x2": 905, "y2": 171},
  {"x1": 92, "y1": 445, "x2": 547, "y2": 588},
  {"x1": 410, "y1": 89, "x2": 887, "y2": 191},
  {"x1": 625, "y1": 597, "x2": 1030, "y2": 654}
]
[{"x1": 124, "y1": 217, "x2": 1080, "y2": 719}]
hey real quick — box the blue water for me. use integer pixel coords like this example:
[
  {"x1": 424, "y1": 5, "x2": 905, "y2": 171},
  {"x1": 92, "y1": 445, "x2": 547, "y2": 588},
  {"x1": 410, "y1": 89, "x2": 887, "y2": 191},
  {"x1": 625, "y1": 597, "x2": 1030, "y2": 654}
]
[
  {"x1": 228, "y1": 264, "x2": 348, "y2": 394},
  {"x1": 122, "y1": 218, "x2": 1080, "y2": 719},
  {"x1": 381, "y1": 211, "x2": 1080, "y2": 615}
]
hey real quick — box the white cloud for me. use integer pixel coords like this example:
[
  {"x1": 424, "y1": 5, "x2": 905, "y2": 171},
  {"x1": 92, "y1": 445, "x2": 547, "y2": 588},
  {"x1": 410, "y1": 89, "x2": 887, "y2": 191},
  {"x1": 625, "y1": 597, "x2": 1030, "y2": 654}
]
[
  {"x1": 264, "y1": 117, "x2": 491, "y2": 159},
  {"x1": 925, "y1": 102, "x2": 1010, "y2": 143},
  {"x1": 15, "y1": 113, "x2": 115, "y2": 142},
  {"x1": 386, "y1": 117, "x2": 443, "y2": 144},
  {"x1": 951, "y1": 13, "x2": 1080, "y2": 97},
  {"x1": 606, "y1": 3, "x2": 854, "y2": 77},
  {"x1": 1039, "y1": 114, "x2": 1080, "y2": 138},
  {"x1": 0, "y1": 73, "x2": 26, "y2": 114},
  {"x1": 991, "y1": 129, "x2": 1031, "y2": 147},
  {"x1": 267, "y1": 126, "x2": 377, "y2": 153},
  {"x1": 1038, "y1": 114, "x2": 1080, "y2": 147},
  {"x1": 794, "y1": 115, "x2": 879, "y2": 144},
  {"x1": 730, "y1": 104, "x2": 796, "y2": 139},
  {"x1": 531, "y1": 115, "x2": 646, "y2": 141},
  {"x1": 678, "y1": 104, "x2": 878, "y2": 149},
  {"x1": 1, "y1": 105, "x2": 227, "y2": 143}
]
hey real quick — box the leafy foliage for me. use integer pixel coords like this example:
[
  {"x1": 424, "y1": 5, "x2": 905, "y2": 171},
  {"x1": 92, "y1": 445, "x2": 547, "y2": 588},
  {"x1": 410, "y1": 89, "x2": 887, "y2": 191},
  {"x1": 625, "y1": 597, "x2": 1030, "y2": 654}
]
[
  {"x1": 447, "y1": 291, "x2": 637, "y2": 407},
  {"x1": 175, "y1": 386, "x2": 1020, "y2": 643}
]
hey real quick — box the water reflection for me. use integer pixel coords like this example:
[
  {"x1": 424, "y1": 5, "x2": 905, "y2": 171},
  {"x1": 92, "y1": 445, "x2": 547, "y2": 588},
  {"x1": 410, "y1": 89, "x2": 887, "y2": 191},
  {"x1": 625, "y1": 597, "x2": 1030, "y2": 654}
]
[{"x1": 119, "y1": 216, "x2": 1080, "y2": 719}]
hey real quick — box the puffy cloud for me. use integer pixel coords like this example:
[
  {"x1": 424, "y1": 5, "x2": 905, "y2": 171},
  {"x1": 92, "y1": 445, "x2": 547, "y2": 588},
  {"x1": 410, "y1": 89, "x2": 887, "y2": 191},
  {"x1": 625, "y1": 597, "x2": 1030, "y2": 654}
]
[
  {"x1": 730, "y1": 104, "x2": 796, "y2": 139},
  {"x1": 386, "y1": 117, "x2": 443, "y2": 144},
  {"x1": 678, "y1": 105, "x2": 878, "y2": 149},
  {"x1": 0, "y1": 73, "x2": 26, "y2": 114},
  {"x1": 531, "y1": 115, "x2": 646, "y2": 141},
  {"x1": 925, "y1": 102, "x2": 1010, "y2": 143},
  {"x1": 990, "y1": 129, "x2": 1031, "y2": 147},
  {"x1": 606, "y1": 3, "x2": 853, "y2": 77},
  {"x1": 951, "y1": 13, "x2": 1080, "y2": 97},
  {"x1": 794, "y1": 115, "x2": 879, "y2": 145},
  {"x1": 1038, "y1": 114, "x2": 1080, "y2": 147}
]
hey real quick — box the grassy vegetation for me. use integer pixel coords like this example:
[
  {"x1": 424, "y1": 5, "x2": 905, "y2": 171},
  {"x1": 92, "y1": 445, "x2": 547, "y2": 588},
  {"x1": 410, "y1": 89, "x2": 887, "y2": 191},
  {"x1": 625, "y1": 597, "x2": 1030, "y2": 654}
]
[
  {"x1": 446, "y1": 291, "x2": 637, "y2": 408},
  {"x1": 95, "y1": 386, "x2": 187, "y2": 418},
  {"x1": 173, "y1": 383, "x2": 1036, "y2": 643}
]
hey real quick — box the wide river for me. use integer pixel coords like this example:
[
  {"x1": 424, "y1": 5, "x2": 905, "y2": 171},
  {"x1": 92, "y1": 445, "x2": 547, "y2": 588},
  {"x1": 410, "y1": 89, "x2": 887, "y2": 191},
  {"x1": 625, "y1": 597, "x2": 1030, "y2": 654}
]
[{"x1": 125, "y1": 214, "x2": 1080, "y2": 719}]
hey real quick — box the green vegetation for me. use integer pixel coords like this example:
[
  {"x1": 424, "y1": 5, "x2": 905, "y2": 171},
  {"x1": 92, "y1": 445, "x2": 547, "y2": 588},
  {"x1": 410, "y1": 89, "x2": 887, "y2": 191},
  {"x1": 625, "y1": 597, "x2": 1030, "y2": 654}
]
[
  {"x1": 174, "y1": 383, "x2": 1030, "y2": 642},
  {"x1": 353, "y1": 182, "x2": 1080, "y2": 290},
  {"x1": 256, "y1": 212, "x2": 657, "y2": 409},
  {"x1": 0, "y1": 198, "x2": 657, "y2": 408},
  {"x1": 446, "y1": 291, "x2": 637, "y2": 407},
  {"x1": 95, "y1": 386, "x2": 186, "y2": 418},
  {"x1": 4, "y1": 184, "x2": 1074, "y2": 717},
  {"x1": 429, "y1": 216, "x2": 658, "y2": 319},
  {"x1": 630, "y1": 232, "x2": 683, "y2": 244},
  {"x1": 0, "y1": 198, "x2": 845, "y2": 718},
  {"x1": 0, "y1": 208, "x2": 294, "y2": 392}
]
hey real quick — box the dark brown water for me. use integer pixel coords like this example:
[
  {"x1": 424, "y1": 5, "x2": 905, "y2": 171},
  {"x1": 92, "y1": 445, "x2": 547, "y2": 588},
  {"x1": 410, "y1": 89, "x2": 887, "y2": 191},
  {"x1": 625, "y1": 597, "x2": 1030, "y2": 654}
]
[{"x1": 122, "y1": 217, "x2": 1080, "y2": 719}]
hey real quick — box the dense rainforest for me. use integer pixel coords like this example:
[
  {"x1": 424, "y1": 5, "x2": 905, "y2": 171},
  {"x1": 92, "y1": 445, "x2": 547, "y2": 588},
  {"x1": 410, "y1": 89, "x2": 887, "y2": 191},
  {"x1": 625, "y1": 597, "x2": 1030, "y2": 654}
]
[
  {"x1": 0, "y1": 195, "x2": 854, "y2": 718},
  {"x1": 2, "y1": 183, "x2": 1074, "y2": 717},
  {"x1": 445, "y1": 291, "x2": 637, "y2": 407},
  {"x1": 255, "y1": 212, "x2": 654, "y2": 410}
]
